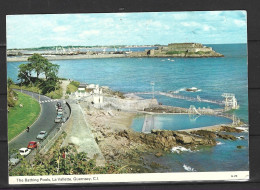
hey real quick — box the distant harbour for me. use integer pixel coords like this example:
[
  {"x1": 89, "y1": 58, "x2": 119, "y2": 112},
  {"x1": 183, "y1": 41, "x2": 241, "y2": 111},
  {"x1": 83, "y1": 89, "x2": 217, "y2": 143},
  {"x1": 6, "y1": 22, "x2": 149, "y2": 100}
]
[{"x1": 7, "y1": 43, "x2": 224, "y2": 62}]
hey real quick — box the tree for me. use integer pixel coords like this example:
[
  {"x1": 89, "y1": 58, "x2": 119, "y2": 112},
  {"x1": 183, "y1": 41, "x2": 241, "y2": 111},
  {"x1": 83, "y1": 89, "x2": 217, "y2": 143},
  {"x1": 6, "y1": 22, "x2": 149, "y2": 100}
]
[
  {"x1": 28, "y1": 53, "x2": 47, "y2": 79},
  {"x1": 18, "y1": 64, "x2": 31, "y2": 84},
  {"x1": 7, "y1": 78, "x2": 14, "y2": 88},
  {"x1": 43, "y1": 61, "x2": 59, "y2": 80}
]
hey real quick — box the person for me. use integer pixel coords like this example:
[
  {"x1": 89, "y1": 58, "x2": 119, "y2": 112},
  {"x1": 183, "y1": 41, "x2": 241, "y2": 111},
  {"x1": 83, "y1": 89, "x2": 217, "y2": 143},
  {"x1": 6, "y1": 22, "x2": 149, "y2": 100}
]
[
  {"x1": 62, "y1": 151, "x2": 66, "y2": 159},
  {"x1": 26, "y1": 126, "x2": 30, "y2": 132}
]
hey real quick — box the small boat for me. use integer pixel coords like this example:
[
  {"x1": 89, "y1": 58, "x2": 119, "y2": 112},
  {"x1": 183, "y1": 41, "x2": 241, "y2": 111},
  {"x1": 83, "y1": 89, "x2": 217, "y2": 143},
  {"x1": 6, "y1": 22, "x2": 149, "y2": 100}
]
[{"x1": 186, "y1": 87, "x2": 198, "y2": 92}]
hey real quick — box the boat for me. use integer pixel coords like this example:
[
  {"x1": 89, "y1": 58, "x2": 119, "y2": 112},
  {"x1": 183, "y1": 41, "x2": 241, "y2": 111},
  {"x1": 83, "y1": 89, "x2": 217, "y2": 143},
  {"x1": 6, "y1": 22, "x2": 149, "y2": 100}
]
[{"x1": 186, "y1": 87, "x2": 199, "y2": 92}]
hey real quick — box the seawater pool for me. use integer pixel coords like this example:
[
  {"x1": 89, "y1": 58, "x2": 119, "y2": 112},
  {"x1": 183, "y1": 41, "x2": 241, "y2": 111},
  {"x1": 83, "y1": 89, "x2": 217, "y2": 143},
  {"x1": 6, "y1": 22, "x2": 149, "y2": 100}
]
[{"x1": 131, "y1": 114, "x2": 232, "y2": 132}]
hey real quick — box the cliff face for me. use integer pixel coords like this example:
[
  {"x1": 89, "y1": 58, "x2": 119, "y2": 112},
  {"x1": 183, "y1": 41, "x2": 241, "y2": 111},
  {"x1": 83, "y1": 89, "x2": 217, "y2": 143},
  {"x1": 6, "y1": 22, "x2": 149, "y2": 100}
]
[{"x1": 129, "y1": 43, "x2": 224, "y2": 58}]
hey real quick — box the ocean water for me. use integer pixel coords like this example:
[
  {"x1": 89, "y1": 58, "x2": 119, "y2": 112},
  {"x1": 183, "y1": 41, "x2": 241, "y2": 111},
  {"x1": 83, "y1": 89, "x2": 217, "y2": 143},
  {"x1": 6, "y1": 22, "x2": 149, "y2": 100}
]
[
  {"x1": 7, "y1": 44, "x2": 249, "y2": 172},
  {"x1": 151, "y1": 131, "x2": 249, "y2": 172},
  {"x1": 7, "y1": 44, "x2": 248, "y2": 122}
]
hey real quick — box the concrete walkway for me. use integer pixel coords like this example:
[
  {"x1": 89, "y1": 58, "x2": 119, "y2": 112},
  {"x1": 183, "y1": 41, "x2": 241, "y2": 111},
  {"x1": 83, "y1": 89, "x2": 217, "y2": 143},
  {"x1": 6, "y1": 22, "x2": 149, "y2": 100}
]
[{"x1": 62, "y1": 102, "x2": 106, "y2": 166}]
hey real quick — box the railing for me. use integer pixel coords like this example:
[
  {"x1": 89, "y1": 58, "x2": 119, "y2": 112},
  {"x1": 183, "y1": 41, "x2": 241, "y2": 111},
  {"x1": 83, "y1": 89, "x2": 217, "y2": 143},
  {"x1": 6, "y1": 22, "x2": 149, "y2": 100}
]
[{"x1": 132, "y1": 91, "x2": 224, "y2": 105}]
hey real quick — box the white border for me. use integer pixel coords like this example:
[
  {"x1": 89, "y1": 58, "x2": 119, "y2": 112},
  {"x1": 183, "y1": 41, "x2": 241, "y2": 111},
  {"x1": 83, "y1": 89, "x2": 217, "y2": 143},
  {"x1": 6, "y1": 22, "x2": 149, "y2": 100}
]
[{"x1": 9, "y1": 171, "x2": 249, "y2": 185}]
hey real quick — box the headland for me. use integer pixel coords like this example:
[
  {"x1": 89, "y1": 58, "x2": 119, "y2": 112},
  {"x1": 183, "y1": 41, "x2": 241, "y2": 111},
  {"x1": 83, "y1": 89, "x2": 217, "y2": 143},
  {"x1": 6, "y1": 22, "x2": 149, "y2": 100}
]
[{"x1": 7, "y1": 43, "x2": 223, "y2": 62}]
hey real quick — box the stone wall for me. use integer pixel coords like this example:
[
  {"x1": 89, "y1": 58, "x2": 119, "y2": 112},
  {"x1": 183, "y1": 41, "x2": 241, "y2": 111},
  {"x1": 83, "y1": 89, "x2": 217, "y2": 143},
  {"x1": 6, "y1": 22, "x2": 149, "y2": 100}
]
[
  {"x1": 168, "y1": 43, "x2": 203, "y2": 48},
  {"x1": 167, "y1": 47, "x2": 212, "y2": 52},
  {"x1": 103, "y1": 97, "x2": 158, "y2": 111}
]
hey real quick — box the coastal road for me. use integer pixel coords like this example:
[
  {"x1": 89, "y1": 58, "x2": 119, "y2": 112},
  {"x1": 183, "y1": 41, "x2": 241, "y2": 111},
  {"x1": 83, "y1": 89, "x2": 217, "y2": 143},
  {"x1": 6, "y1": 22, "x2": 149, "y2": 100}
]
[{"x1": 8, "y1": 90, "x2": 70, "y2": 152}]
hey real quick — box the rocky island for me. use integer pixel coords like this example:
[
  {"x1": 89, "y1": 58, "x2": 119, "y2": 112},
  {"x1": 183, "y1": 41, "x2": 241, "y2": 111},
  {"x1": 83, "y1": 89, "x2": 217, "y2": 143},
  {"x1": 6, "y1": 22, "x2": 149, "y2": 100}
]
[{"x1": 129, "y1": 43, "x2": 224, "y2": 58}]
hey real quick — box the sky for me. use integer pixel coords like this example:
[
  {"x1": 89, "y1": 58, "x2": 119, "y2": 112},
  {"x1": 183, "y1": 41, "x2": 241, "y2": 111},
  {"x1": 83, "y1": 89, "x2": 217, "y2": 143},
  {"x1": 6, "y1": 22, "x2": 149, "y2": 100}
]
[{"x1": 7, "y1": 11, "x2": 247, "y2": 49}]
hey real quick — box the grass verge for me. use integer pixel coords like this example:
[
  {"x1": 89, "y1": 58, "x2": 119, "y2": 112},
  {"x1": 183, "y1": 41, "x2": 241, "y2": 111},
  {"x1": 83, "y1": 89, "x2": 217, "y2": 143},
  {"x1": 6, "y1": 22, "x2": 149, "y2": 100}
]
[
  {"x1": 8, "y1": 91, "x2": 41, "y2": 141},
  {"x1": 66, "y1": 81, "x2": 80, "y2": 94}
]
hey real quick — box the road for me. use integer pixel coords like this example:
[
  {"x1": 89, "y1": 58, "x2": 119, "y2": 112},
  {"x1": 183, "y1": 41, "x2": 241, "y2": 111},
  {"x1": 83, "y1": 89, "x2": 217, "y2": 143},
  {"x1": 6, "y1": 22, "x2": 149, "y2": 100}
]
[{"x1": 8, "y1": 90, "x2": 70, "y2": 152}]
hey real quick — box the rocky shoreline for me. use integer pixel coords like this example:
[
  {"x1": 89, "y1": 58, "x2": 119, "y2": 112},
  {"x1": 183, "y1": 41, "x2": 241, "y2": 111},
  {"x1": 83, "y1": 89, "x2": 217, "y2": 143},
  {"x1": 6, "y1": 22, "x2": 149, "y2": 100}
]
[{"x1": 79, "y1": 95, "x2": 246, "y2": 172}]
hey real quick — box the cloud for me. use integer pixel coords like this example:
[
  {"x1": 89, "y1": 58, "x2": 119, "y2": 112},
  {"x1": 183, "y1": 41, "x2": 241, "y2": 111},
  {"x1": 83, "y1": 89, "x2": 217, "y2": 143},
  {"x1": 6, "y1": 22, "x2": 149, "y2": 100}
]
[
  {"x1": 233, "y1": 19, "x2": 246, "y2": 27},
  {"x1": 203, "y1": 25, "x2": 216, "y2": 31},
  {"x1": 53, "y1": 26, "x2": 70, "y2": 32},
  {"x1": 79, "y1": 30, "x2": 100, "y2": 38},
  {"x1": 181, "y1": 22, "x2": 200, "y2": 27}
]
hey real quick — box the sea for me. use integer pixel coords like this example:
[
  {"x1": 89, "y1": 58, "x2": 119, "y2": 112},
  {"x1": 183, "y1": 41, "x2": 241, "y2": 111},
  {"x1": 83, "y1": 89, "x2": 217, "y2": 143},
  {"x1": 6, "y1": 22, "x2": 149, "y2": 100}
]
[{"x1": 7, "y1": 44, "x2": 249, "y2": 172}]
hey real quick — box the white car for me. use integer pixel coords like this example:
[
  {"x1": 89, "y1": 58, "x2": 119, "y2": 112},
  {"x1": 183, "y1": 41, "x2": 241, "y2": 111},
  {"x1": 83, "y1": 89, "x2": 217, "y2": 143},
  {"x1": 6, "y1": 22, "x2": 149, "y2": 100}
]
[
  {"x1": 19, "y1": 148, "x2": 31, "y2": 156},
  {"x1": 37, "y1": 131, "x2": 48, "y2": 140}
]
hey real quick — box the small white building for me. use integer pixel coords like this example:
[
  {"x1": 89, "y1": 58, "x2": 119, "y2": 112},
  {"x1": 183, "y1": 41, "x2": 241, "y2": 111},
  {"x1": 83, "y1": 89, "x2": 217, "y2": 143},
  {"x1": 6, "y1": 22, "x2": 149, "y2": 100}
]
[{"x1": 78, "y1": 83, "x2": 88, "y2": 91}]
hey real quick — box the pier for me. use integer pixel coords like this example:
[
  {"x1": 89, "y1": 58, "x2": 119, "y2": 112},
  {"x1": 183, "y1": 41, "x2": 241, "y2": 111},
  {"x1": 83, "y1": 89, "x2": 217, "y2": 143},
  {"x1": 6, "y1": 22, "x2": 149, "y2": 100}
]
[
  {"x1": 138, "y1": 91, "x2": 241, "y2": 133},
  {"x1": 132, "y1": 91, "x2": 224, "y2": 105},
  {"x1": 142, "y1": 115, "x2": 155, "y2": 133}
]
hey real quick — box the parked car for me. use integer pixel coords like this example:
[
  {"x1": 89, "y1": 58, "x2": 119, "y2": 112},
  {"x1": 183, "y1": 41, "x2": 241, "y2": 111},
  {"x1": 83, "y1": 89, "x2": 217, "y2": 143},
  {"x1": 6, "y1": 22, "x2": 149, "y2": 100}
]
[
  {"x1": 37, "y1": 131, "x2": 48, "y2": 140},
  {"x1": 55, "y1": 117, "x2": 62, "y2": 123},
  {"x1": 57, "y1": 113, "x2": 63, "y2": 118},
  {"x1": 27, "y1": 141, "x2": 38, "y2": 149},
  {"x1": 8, "y1": 153, "x2": 20, "y2": 166},
  {"x1": 19, "y1": 148, "x2": 31, "y2": 156},
  {"x1": 9, "y1": 157, "x2": 20, "y2": 166}
]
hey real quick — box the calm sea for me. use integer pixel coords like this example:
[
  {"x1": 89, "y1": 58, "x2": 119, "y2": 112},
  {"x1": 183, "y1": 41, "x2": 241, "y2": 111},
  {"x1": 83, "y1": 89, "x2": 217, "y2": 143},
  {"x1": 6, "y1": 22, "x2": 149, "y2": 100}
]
[
  {"x1": 7, "y1": 44, "x2": 248, "y2": 122},
  {"x1": 7, "y1": 44, "x2": 249, "y2": 172}
]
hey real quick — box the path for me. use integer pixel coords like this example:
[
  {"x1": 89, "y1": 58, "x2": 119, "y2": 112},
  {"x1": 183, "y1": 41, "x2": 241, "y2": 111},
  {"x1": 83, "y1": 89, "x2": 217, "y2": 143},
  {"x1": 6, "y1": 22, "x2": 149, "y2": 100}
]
[
  {"x1": 142, "y1": 115, "x2": 155, "y2": 133},
  {"x1": 60, "y1": 80, "x2": 70, "y2": 99},
  {"x1": 62, "y1": 102, "x2": 106, "y2": 166}
]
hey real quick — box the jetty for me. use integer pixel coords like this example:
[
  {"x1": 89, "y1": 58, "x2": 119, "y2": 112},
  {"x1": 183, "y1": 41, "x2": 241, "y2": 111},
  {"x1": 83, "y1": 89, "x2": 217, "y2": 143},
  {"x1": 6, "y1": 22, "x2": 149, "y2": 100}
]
[{"x1": 131, "y1": 91, "x2": 224, "y2": 105}]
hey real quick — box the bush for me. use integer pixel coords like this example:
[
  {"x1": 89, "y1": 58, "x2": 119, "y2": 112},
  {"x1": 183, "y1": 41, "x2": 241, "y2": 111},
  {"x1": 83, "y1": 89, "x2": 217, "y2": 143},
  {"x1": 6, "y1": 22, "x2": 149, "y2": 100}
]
[
  {"x1": 70, "y1": 81, "x2": 80, "y2": 88},
  {"x1": 45, "y1": 88, "x2": 63, "y2": 99},
  {"x1": 66, "y1": 81, "x2": 80, "y2": 94}
]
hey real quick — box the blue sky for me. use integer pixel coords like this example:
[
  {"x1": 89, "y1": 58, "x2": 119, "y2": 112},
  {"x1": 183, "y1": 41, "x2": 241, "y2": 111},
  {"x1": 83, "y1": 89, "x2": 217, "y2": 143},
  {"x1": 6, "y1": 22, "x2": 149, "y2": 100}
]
[{"x1": 7, "y1": 11, "x2": 247, "y2": 49}]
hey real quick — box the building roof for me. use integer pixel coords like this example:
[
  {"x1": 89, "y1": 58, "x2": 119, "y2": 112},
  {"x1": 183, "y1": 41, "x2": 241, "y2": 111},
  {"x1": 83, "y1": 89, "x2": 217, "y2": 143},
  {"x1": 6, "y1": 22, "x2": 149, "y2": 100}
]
[{"x1": 78, "y1": 83, "x2": 87, "y2": 88}]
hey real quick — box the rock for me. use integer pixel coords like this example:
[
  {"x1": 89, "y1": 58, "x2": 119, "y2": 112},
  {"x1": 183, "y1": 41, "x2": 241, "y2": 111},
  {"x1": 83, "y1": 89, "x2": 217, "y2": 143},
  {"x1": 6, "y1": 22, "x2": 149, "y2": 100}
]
[
  {"x1": 237, "y1": 145, "x2": 244, "y2": 149},
  {"x1": 190, "y1": 130, "x2": 217, "y2": 139},
  {"x1": 118, "y1": 130, "x2": 138, "y2": 141},
  {"x1": 150, "y1": 162, "x2": 162, "y2": 169},
  {"x1": 220, "y1": 126, "x2": 243, "y2": 133},
  {"x1": 174, "y1": 133, "x2": 193, "y2": 144},
  {"x1": 217, "y1": 133, "x2": 237, "y2": 141},
  {"x1": 155, "y1": 152, "x2": 163, "y2": 157}
]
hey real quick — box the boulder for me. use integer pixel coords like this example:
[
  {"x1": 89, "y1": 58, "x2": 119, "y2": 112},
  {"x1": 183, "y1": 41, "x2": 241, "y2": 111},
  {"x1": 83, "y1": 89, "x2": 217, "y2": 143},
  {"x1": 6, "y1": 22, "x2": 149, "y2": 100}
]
[
  {"x1": 217, "y1": 133, "x2": 237, "y2": 141},
  {"x1": 190, "y1": 130, "x2": 217, "y2": 139},
  {"x1": 220, "y1": 126, "x2": 243, "y2": 133},
  {"x1": 175, "y1": 134, "x2": 193, "y2": 144},
  {"x1": 155, "y1": 152, "x2": 163, "y2": 157}
]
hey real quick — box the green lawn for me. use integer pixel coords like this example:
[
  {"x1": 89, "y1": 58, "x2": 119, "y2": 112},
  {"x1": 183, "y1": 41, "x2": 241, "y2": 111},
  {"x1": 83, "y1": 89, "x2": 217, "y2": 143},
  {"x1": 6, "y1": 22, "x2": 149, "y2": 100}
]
[
  {"x1": 66, "y1": 81, "x2": 80, "y2": 94},
  {"x1": 8, "y1": 91, "x2": 41, "y2": 141}
]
